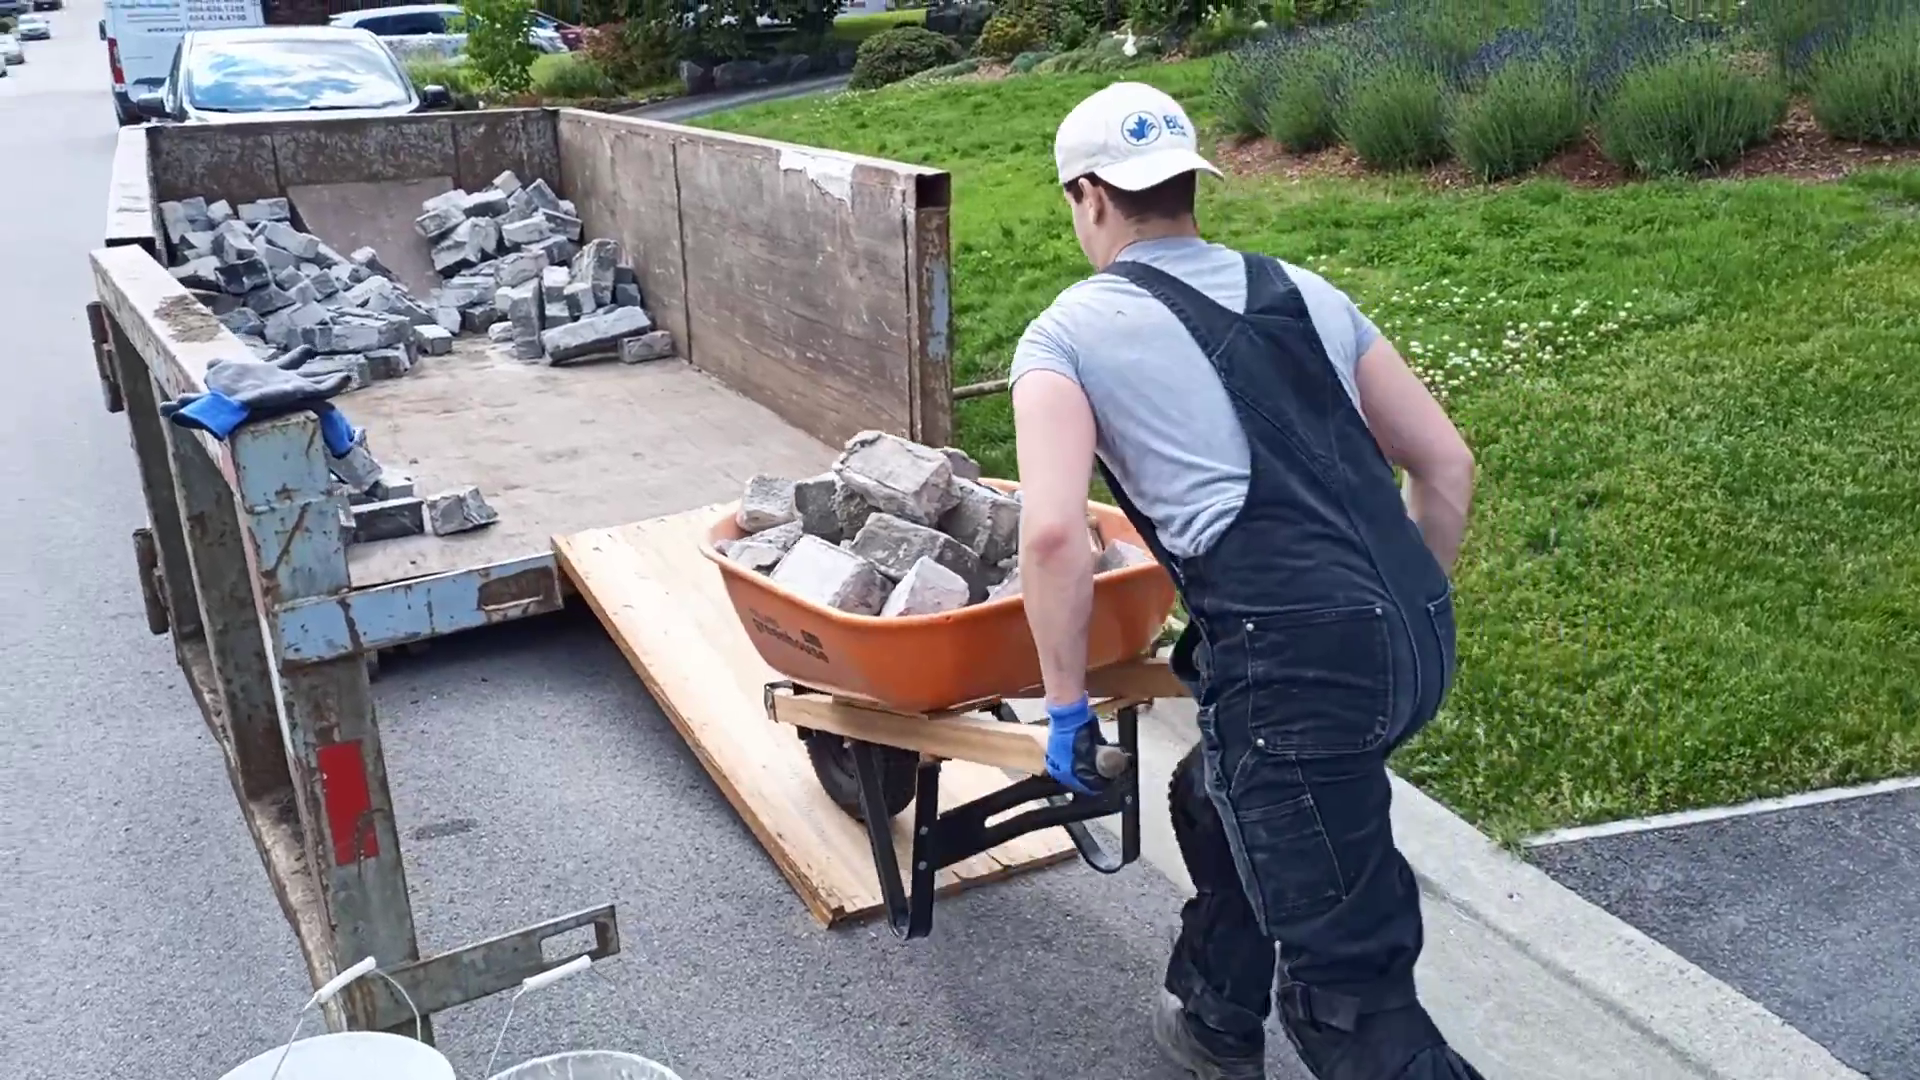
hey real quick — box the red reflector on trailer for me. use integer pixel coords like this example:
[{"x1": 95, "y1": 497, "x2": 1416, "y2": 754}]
[{"x1": 316, "y1": 740, "x2": 378, "y2": 866}]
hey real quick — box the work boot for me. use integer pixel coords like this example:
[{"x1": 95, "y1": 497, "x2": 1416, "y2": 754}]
[{"x1": 1152, "y1": 991, "x2": 1266, "y2": 1080}]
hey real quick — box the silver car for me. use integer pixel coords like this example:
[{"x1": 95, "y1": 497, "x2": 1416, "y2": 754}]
[
  {"x1": 16, "y1": 14, "x2": 49, "y2": 40},
  {"x1": 0, "y1": 32, "x2": 24, "y2": 64},
  {"x1": 132, "y1": 25, "x2": 453, "y2": 124}
]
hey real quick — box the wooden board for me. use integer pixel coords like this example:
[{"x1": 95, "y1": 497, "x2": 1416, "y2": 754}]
[
  {"x1": 555, "y1": 507, "x2": 1076, "y2": 927},
  {"x1": 288, "y1": 178, "x2": 455, "y2": 298}
]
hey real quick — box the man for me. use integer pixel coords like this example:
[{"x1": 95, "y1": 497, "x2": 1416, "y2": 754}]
[{"x1": 1009, "y1": 82, "x2": 1482, "y2": 1080}]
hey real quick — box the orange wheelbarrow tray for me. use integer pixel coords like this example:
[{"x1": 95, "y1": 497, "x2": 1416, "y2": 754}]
[{"x1": 699, "y1": 478, "x2": 1180, "y2": 715}]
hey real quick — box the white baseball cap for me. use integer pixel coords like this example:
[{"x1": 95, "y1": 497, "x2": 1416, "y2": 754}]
[{"x1": 1054, "y1": 81, "x2": 1222, "y2": 191}]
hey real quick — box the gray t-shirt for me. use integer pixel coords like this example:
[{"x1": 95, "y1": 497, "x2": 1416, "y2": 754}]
[{"x1": 1008, "y1": 237, "x2": 1380, "y2": 559}]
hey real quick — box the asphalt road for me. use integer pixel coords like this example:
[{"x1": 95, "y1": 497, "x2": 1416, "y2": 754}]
[
  {"x1": 623, "y1": 73, "x2": 852, "y2": 122},
  {"x1": 0, "y1": 13, "x2": 1306, "y2": 1080},
  {"x1": 1532, "y1": 791, "x2": 1920, "y2": 1080}
]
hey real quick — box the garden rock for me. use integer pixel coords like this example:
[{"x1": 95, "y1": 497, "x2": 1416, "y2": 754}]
[
  {"x1": 737, "y1": 474, "x2": 797, "y2": 532},
  {"x1": 833, "y1": 430, "x2": 958, "y2": 526},
  {"x1": 768, "y1": 535, "x2": 889, "y2": 616},
  {"x1": 849, "y1": 512, "x2": 987, "y2": 601},
  {"x1": 938, "y1": 478, "x2": 1021, "y2": 565},
  {"x1": 880, "y1": 557, "x2": 971, "y2": 617},
  {"x1": 713, "y1": 59, "x2": 763, "y2": 90},
  {"x1": 725, "y1": 539, "x2": 786, "y2": 574}
]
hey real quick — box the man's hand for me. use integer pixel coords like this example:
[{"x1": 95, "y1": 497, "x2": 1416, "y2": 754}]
[
  {"x1": 1353, "y1": 337, "x2": 1475, "y2": 571},
  {"x1": 1011, "y1": 369, "x2": 1099, "y2": 708}
]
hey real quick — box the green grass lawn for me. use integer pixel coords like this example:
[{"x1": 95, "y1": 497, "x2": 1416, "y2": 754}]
[{"x1": 695, "y1": 61, "x2": 1920, "y2": 841}]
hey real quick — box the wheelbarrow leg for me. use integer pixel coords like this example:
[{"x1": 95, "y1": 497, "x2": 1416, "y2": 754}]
[{"x1": 850, "y1": 741, "x2": 940, "y2": 940}]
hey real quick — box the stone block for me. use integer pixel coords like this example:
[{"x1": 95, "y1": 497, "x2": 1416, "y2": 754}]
[
  {"x1": 937, "y1": 477, "x2": 1021, "y2": 565},
  {"x1": 434, "y1": 307, "x2": 463, "y2": 334},
  {"x1": 543, "y1": 302, "x2": 573, "y2": 327},
  {"x1": 768, "y1": 535, "x2": 889, "y2": 616},
  {"x1": 219, "y1": 307, "x2": 266, "y2": 338},
  {"x1": 269, "y1": 304, "x2": 330, "y2": 349},
  {"x1": 286, "y1": 279, "x2": 320, "y2": 307},
  {"x1": 425, "y1": 486, "x2": 500, "y2": 535},
  {"x1": 527, "y1": 235, "x2": 576, "y2": 267},
  {"x1": 505, "y1": 188, "x2": 537, "y2": 223},
  {"x1": 462, "y1": 189, "x2": 511, "y2": 219},
  {"x1": 500, "y1": 214, "x2": 551, "y2": 248},
  {"x1": 303, "y1": 352, "x2": 371, "y2": 391},
  {"x1": 211, "y1": 222, "x2": 259, "y2": 265},
  {"x1": 305, "y1": 267, "x2": 341, "y2": 301},
  {"x1": 415, "y1": 204, "x2": 466, "y2": 239},
  {"x1": 569, "y1": 238, "x2": 620, "y2": 307},
  {"x1": 216, "y1": 257, "x2": 273, "y2": 295},
  {"x1": 754, "y1": 520, "x2": 806, "y2": 552},
  {"x1": 344, "y1": 275, "x2": 395, "y2": 308},
  {"x1": 180, "y1": 230, "x2": 216, "y2": 261},
  {"x1": 430, "y1": 217, "x2": 498, "y2": 276},
  {"x1": 940, "y1": 447, "x2": 983, "y2": 482},
  {"x1": 563, "y1": 281, "x2": 597, "y2": 318},
  {"x1": 348, "y1": 497, "x2": 425, "y2": 543},
  {"x1": 462, "y1": 307, "x2": 502, "y2": 333},
  {"x1": 724, "y1": 539, "x2": 786, "y2": 574},
  {"x1": 832, "y1": 477, "x2": 876, "y2": 540},
  {"x1": 679, "y1": 59, "x2": 714, "y2": 94},
  {"x1": 274, "y1": 266, "x2": 304, "y2": 291},
  {"x1": 170, "y1": 257, "x2": 222, "y2": 292},
  {"x1": 986, "y1": 565, "x2": 1023, "y2": 602},
  {"x1": 619, "y1": 330, "x2": 674, "y2": 364},
  {"x1": 612, "y1": 282, "x2": 643, "y2": 308},
  {"x1": 881, "y1": 558, "x2": 971, "y2": 617},
  {"x1": 160, "y1": 197, "x2": 211, "y2": 244},
  {"x1": 513, "y1": 336, "x2": 545, "y2": 361},
  {"x1": 206, "y1": 199, "x2": 234, "y2": 226},
  {"x1": 366, "y1": 472, "x2": 415, "y2": 502},
  {"x1": 849, "y1": 513, "x2": 986, "y2": 600},
  {"x1": 491, "y1": 169, "x2": 522, "y2": 196},
  {"x1": 259, "y1": 221, "x2": 321, "y2": 260},
  {"x1": 244, "y1": 284, "x2": 296, "y2": 315},
  {"x1": 540, "y1": 264, "x2": 569, "y2": 305},
  {"x1": 237, "y1": 198, "x2": 291, "y2": 224},
  {"x1": 615, "y1": 264, "x2": 637, "y2": 285},
  {"x1": 350, "y1": 247, "x2": 394, "y2": 278},
  {"x1": 494, "y1": 249, "x2": 549, "y2": 288},
  {"x1": 736, "y1": 474, "x2": 797, "y2": 533},
  {"x1": 366, "y1": 347, "x2": 412, "y2": 380},
  {"x1": 488, "y1": 321, "x2": 517, "y2": 344},
  {"x1": 833, "y1": 431, "x2": 958, "y2": 527},
  {"x1": 421, "y1": 188, "x2": 468, "y2": 215},
  {"x1": 791, "y1": 473, "x2": 841, "y2": 541},
  {"x1": 323, "y1": 316, "x2": 391, "y2": 354},
  {"x1": 539, "y1": 305, "x2": 652, "y2": 365},
  {"x1": 540, "y1": 207, "x2": 583, "y2": 242},
  {"x1": 525, "y1": 177, "x2": 563, "y2": 213},
  {"x1": 713, "y1": 59, "x2": 763, "y2": 90},
  {"x1": 1094, "y1": 540, "x2": 1153, "y2": 574},
  {"x1": 413, "y1": 323, "x2": 454, "y2": 355}
]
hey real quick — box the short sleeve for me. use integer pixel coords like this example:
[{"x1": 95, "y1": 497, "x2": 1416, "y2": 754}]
[
  {"x1": 1347, "y1": 297, "x2": 1381, "y2": 355},
  {"x1": 1008, "y1": 301, "x2": 1082, "y2": 389}
]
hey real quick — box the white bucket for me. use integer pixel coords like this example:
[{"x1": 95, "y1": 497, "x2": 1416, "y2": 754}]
[
  {"x1": 489, "y1": 1050, "x2": 684, "y2": 1080},
  {"x1": 217, "y1": 1031, "x2": 457, "y2": 1080}
]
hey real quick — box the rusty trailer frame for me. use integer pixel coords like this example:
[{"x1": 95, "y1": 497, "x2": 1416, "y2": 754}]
[{"x1": 86, "y1": 247, "x2": 621, "y2": 1041}]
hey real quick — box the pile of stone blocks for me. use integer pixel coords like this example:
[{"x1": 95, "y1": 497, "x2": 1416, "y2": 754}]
[
  {"x1": 414, "y1": 171, "x2": 674, "y2": 367},
  {"x1": 160, "y1": 196, "x2": 457, "y2": 392},
  {"x1": 717, "y1": 431, "x2": 1151, "y2": 618}
]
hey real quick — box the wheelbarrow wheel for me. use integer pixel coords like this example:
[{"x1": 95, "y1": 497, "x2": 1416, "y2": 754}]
[{"x1": 802, "y1": 731, "x2": 917, "y2": 822}]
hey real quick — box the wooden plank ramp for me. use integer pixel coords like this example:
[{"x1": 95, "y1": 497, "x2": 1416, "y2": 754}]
[{"x1": 554, "y1": 505, "x2": 1076, "y2": 927}]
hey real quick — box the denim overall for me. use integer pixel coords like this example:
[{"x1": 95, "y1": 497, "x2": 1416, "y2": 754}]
[{"x1": 1096, "y1": 254, "x2": 1483, "y2": 1079}]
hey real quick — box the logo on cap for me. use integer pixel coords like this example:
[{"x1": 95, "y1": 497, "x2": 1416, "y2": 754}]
[{"x1": 1121, "y1": 111, "x2": 1162, "y2": 147}]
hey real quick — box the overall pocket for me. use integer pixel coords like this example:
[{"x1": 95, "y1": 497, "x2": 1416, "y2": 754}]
[
  {"x1": 1239, "y1": 603, "x2": 1393, "y2": 759},
  {"x1": 1425, "y1": 587, "x2": 1458, "y2": 713}
]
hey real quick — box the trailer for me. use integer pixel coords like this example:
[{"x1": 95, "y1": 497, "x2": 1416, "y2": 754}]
[{"x1": 89, "y1": 105, "x2": 970, "y2": 1042}]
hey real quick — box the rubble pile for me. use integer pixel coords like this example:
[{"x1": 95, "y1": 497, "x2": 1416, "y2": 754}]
[
  {"x1": 414, "y1": 171, "x2": 673, "y2": 366},
  {"x1": 160, "y1": 196, "x2": 449, "y2": 391},
  {"x1": 719, "y1": 431, "x2": 1152, "y2": 617}
]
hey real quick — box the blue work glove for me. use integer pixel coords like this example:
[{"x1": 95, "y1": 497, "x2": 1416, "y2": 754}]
[
  {"x1": 160, "y1": 355, "x2": 358, "y2": 455},
  {"x1": 1045, "y1": 694, "x2": 1111, "y2": 795}
]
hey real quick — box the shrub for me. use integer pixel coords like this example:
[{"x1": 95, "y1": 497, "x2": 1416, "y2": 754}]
[
  {"x1": 1597, "y1": 48, "x2": 1786, "y2": 176},
  {"x1": 1263, "y1": 37, "x2": 1353, "y2": 151},
  {"x1": 975, "y1": 14, "x2": 1045, "y2": 58},
  {"x1": 580, "y1": 19, "x2": 674, "y2": 88},
  {"x1": 405, "y1": 56, "x2": 483, "y2": 104},
  {"x1": 1808, "y1": 14, "x2": 1920, "y2": 145},
  {"x1": 1033, "y1": 30, "x2": 1160, "y2": 73},
  {"x1": 1449, "y1": 57, "x2": 1583, "y2": 181},
  {"x1": 1187, "y1": 3, "x2": 1263, "y2": 56},
  {"x1": 1010, "y1": 48, "x2": 1055, "y2": 72},
  {"x1": 1295, "y1": 0, "x2": 1363, "y2": 24},
  {"x1": 461, "y1": 0, "x2": 540, "y2": 95},
  {"x1": 902, "y1": 57, "x2": 982, "y2": 82},
  {"x1": 1339, "y1": 62, "x2": 1451, "y2": 169},
  {"x1": 849, "y1": 25, "x2": 962, "y2": 88},
  {"x1": 530, "y1": 52, "x2": 620, "y2": 98}
]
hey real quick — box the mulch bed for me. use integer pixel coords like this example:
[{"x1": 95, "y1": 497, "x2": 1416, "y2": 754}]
[{"x1": 1212, "y1": 105, "x2": 1920, "y2": 190}]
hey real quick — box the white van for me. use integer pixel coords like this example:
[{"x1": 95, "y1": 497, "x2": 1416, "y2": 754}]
[{"x1": 102, "y1": 0, "x2": 265, "y2": 125}]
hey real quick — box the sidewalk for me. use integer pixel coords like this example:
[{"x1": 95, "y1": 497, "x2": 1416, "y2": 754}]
[{"x1": 1044, "y1": 699, "x2": 1864, "y2": 1080}]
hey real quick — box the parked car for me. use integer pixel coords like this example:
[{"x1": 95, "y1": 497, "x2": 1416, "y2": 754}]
[
  {"x1": 30, "y1": 0, "x2": 60, "y2": 10},
  {"x1": 103, "y1": 0, "x2": 267, "y2": 126},
  {"x1": 0, "y1": 0, "x2": 27, "y2": 18},
  {"x1": 16, "y1": 13, "x2": 49, "y2": 39},
  {"x1": 328, "y1": 4, "x2": 567, "y2": 53},
  {"x1": 130, "y1": 26, "x2": 452, "y2": 124},
  {"x1": 0, "y1": 32, "x2": 24, "y2": 64},
  {"x1": 528, "y1": 10, "x2": 583, "y2": 50}
]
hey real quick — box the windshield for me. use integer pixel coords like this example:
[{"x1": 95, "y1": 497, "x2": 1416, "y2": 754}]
[{"x1": 186, "y1": 38, "x2": 413, "y2": 113}]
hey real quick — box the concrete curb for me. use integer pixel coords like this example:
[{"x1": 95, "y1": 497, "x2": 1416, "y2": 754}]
[{"x1": 1388, "y1": 773, "x2": 1864, "y2": 1080}]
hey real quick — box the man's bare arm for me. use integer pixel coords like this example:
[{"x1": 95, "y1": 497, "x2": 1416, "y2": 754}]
[
  {"x1": 1354, "y1": 336, "x2": 1475, "y2": 571},
  {"x1": 1010, "y1": 369, "x2": 1100, "y2": 707}
]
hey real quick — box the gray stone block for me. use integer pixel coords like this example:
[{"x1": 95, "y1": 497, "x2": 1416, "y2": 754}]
[
  {"x1": 543, "y1": 302, "x2": 573, "y2": 327},
  {"x1": 987, "y1": 565, "x2": 1023, "y2": 602},
  {"x1": 425, "y1": 486, "x2": 501, "y2": 536},
  {"x1": 833, "y1": 431, "x2": 959, "y2": 527},
  {"x1": 1094, "y1": 539, "x2": 1153, "y2": 573},
  {"x1": 540, "y1": 305, "x2": 652, "y2": 365},
  {"x1": 527, "y1": 235, "x2": 577, "y2": 266},
  {"x1": 305, "y1": 267, "x2": 340, "y2": 301},
  {"x1": 211, "y1": 222, "x2": 259, "y2": 265},
  {"x1": 366, "y1": 472, "x2": 415, "y2": 502},
  {"x1": 937, "y1": 477, "x2": 1021, "y2": 565},
  {"x1": 433, "y1": 306, "x2": 462, "y2": 334},
  {"x1": 525, "y1": 177, "x2": 563, "y2": 213},
  {"x1": 245, "y1": 284, "x2": 296, "y2": 315},
  {"x1": 615, "y1": 264, "x2": 637, "y2": 285},
  {"x1": 343, "y1": 275, "x2": 396, "y2": 308},
  {"x1": 180, "y1": 230, "x2": 216, "y2": 261},
  {"x1": 500, "y1": 214, "x2": 551, "y2": 248},
  {"x1": 768, "y1": 535, "x2": 889, "y2": 616},
  {"x1": 563, "y1": 281, "x2": 597, "y2": 318},
  {"x1": 940, "y1": 447, "x2": 983, "y2": 482},
  {"x1": 505, "y1": 188, "x2": 538, "y2": 223},
  {"x1": 736, "y1": 474, "x2": 797, "y2": 533},
  {"x1": 791, "y1": 473, "x2": 841, "y2": 542},
  {"x1": 421, "y1": 188, "x2": 468, "y2": 215},
  {"x1": 613, "y1": 282, "x2": 643, "y2": 308},
  {"x1": 881, "y1": 557, "x2": 971, "y2": 617},
  {"x1": 303, "y1": 352, "x2": 372, "y2": 391},
  {"x1": 430, "y1": 217, "x2": 498, "y2": 276},
  {"x1": 462, "y1": 307, "x2": 502, "y2": 333},
  {"x1": 849, "y1": 512, "x2": 986, "y2": 601},
  {"x1": 274, "y1": 265, "x2": 305, "y2": 291},
  {"x1": 491, "y1": 169, "x2": 522, "y2": 197},
  {"x1": 415, "y1": 205, "x2": 467, "y2": 240},
  {"x1": 754, "y1": 520, "x2": 806, "y2": 552},
  {"x1": 569, "y1": 238, "x2": 620, "y2": 307},
  {"x1": 323, "y1": 317, "x2": 390, "y2": 354},
  {"x1": 540, "y1": 207, "x2": 584, "y2": 242},
  {"x1": 488, "y1": 321, "x2": 517, "y2": 344},
  {"x1": 513, "y1": 336, "x2": 545, "y2": 361},
  {"x1": 206, "y1": 199, "x2": 234, "y2": 226},
  {"x1": 219, "y1": 307, "x2": 266, "y2": 338},
  {"x1": 540, "y1": 264, "x2": 569, "y2": 305},
  {"x1": 348, "y1": 497, "x2": 425, "y2": 543},
  {"x1": 238, "y1": 198, "x2": 291, "y2": 224},
  {"x1": 832, "y1": 477, "x2": 876, "y2": 540},
  {"x1": 259, "y1": 221, "x2": 321, "y2": 260},
  {"x1": 160, "y1": 197, "x2": 211, "y2": 244},
  {"x1": 216, "y1": 257, "x2": 273, "y2": 296},
  {"x1": 171, "y1": 257, "x2": 222, "y2": 292},
  {"x1": 494, "y1": 249, "x2": 549, "y2": 288},
  {"x1": 618, "y1": 330, "x2": 674, "y2": 364},
  {"x1": 286, "y1": 279, "x2": 320, "y2": 307},
  {"x1": 462, "y1": 189, "x2": 511, "y2": 219},
  {"x1": 413, "y1": 320, "x2": 455, "y2": 355},
  {"x1": 723, "y1": 539, "x2": 786, "y2": 574},
  {"x1": 366, "y1": 347, "x2": 412, "y2": 380}
]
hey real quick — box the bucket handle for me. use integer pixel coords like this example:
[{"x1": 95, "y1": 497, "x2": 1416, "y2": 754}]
[
  {"x1": 483, "y1": 955, "x2": 595, "y2": 1077},
  {"x1": 266, "y1": 957, "x2": 424, "y2": 1080}
]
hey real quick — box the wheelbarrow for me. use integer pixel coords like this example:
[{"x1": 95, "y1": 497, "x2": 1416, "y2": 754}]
[{"x1": 700, "y1": 477, "x2": 1189, "y2": 939}]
